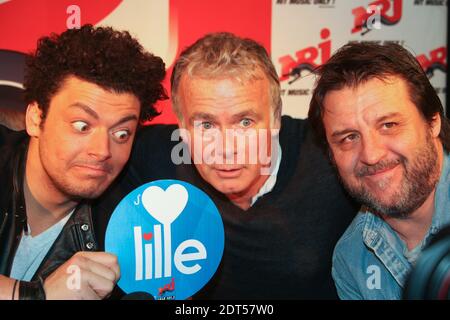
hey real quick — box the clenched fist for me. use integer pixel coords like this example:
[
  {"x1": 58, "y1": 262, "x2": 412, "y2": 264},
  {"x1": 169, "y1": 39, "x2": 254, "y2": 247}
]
[{"x1": 43, "y1": 251, "x2": 120, "y2": 300}]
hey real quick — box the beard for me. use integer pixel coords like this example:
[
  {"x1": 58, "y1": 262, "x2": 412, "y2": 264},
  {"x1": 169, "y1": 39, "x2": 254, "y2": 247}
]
[{"x1": 337, "y1": 133, "x2": 441, "y2": 219}]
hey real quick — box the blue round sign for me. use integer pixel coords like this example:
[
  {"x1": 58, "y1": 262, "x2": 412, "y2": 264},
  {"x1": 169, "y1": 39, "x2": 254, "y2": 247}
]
[{"x1": 105, "y1": 179, "x2": 225, "y2": 300}]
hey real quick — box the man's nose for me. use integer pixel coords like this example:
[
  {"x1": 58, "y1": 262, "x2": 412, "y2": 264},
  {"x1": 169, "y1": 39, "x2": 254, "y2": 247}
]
[
  {"x1": 88, "y1": 129, "x2": 112, "y2": 161},
  {"x1": 359, "y1": 133, "x2": 387, "y2": 166},
  {"x1": 217, "y1": 128, "x2": 247, "y2": 164}
]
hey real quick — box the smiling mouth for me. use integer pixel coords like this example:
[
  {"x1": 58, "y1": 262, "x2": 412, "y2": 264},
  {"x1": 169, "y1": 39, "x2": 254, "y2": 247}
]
[
  {"x1": 369, "y1": 166, "x2": 396, "y2": 176},
  {"x1": 361, "y1": 163, "x2": 401, "y2": 182}
]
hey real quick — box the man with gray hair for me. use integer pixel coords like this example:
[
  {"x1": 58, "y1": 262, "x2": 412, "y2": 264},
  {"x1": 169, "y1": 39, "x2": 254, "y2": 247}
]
[{"x1": 103, "y1": 32, "x2": 358, "y2": 299}]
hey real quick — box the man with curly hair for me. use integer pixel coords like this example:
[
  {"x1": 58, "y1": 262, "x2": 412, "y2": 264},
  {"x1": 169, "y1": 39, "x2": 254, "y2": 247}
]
[{"x1": 0, "y1": 25, "x2": 167, "y2": 300}]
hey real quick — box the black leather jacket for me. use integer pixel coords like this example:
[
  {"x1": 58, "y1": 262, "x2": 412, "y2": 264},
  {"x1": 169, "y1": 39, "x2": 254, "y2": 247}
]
[{"x1": 0, "y1": 126, "x2": 98, "y2": 281}]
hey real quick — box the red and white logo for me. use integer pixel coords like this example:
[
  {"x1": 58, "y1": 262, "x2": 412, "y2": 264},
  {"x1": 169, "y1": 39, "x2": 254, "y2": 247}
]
[
  {"x1": 278, "y1": 28, "x2": 331, "y2": 84},
  {"x1": 352, "y1": 0, "x2": 402, "y2": 35},
  {"x1": 416, "y1": 46, "x2": 447, "y2": 78}
]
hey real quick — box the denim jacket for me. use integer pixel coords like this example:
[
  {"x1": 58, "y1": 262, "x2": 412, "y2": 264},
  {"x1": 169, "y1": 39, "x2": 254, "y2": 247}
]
[{"x1": 332, "y1": 151, "x2": 450, "y2": 300}]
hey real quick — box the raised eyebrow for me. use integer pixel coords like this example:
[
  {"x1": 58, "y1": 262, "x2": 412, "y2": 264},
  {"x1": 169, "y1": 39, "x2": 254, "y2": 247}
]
[
  {"x1": 69, "y1": 103, "x2": 99, "y2": 119},
  {"x1": 231, "y1": 110, "x2": 261, "y2": 121},
  {"x1": 189, "y1": 112, "x2": 216, "y2": 125},
  {"x1": 111, "y1": 115, "x2": 138, "y2": 129},
  {"x1": 69, "y1": 103, "x2": 138, "y2": 129}
]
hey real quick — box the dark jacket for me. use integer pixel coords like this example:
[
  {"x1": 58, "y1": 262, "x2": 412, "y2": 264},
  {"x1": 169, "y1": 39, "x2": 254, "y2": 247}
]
[{"x1": 0, "y1": 126, "x2": 98, "y2": 281}]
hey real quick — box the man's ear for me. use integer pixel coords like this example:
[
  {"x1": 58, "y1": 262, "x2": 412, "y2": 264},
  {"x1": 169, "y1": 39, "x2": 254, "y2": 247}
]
[
  {"x1": 25, "y1": 102, "x2": 43, "y2": 137},
  {"x1": 430, "y1": 113, "x2": 442, "y2": 138}
]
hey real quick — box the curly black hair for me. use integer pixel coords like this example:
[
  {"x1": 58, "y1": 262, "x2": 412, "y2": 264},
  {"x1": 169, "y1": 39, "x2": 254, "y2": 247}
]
[{"x1": 24, "y1": 24, "x2": 167, "y2": 123}]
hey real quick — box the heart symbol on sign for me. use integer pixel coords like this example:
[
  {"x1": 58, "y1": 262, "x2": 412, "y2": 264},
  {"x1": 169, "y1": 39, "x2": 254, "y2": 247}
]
[
  {"x1": 143, "y1": 232, "x2": 153, "y2": 241},
  {"x1": 141, "y1": 184, "x2": 188, "y2": 225}
]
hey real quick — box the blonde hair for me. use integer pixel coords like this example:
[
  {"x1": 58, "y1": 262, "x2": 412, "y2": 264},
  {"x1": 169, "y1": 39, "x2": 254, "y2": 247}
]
[{"x1": 170, "y1": 32, "x2": 282, "y2": 123}]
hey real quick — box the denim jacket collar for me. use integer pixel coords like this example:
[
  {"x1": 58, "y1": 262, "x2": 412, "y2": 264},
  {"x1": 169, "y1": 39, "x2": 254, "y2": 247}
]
[{"x1": 362, "y1": 209, "x2": 411, "y2": 287}]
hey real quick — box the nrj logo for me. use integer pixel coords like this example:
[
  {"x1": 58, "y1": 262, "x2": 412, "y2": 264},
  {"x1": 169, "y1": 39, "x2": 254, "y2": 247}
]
[
  {"x1": 279, "y1": 28, "x2": 331, "y2": 84},
  {"x1": 352, "y1": 0, "x2": 402, "y2": 35},
  {"x1": 416, "y1": 46, "x2": 447, "y2": 78},
  {"x1": 105, "y1": 180, "x2": 225, "y2": 300}
]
